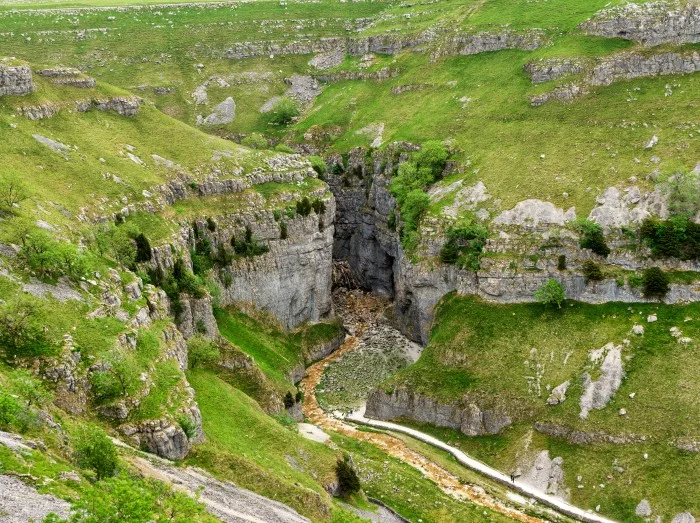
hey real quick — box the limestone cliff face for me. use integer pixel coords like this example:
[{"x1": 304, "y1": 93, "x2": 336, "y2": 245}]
[
  {"x1": 581, "y1": 1, "x2": 700, "y2": 46},
  {"x1": 326, "y1": 145, "x2": 700, "y2": 345},
  {"x1": 365, "y1": 387, "x2": 512, "y2": 437},
  {"x1": 199, "y1": 198, "x2": 335, "y2": 330}
]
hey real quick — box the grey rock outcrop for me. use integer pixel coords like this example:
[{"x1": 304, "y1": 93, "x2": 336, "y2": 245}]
[
  {"x1": 121, "y1": 418, "x2": 191, "y2": 460},
  {"x1": 524, "y1": 58, "x2": 585, "y2": 83},
  {"x1": 546, "y1": 381, "x2": 569, "y2": 405},
  {"x1": 0, "y1": 63, "x2": 34, "y2": 95},
  {"x1": 671, "y1": 513, "x2": 696, "y2": 523},
  {"x1": 36, "y1": 68, "x2": 96, "y2": 88},
  {"x1": 580, "y1": 343, "x2": 625, "y2": 419},
  {"x1": 365, "y1": 387, "x2": 511, "y2": 436},
  {"x1": 590, "y1": 51, "x2": 700, "y2": 86},
  {"x1": 530, "y1": 83, "x2": 585, "y2": 106},
  {"x1": 588, "y1": 186, "x2": 669, "y2": 228},
  {"x1": 431, "y1": 30, "x2": 546, "y2": 59},
  {"x1": 636, "y1": 499, "x2": 653, "y2": 517},
  {"x1": 132, "y1": 455, "x2": 313, "y2": 523},
  {"x1": 534, "y1": 421, "x2": 644, "y2": 445},
  {"x1": 284, "y1": 75, "x2": 321, "y2": 105},
  {"x1": 197, "y1": 97, "x2": 236, "y2": 126},
  {"x1": 521, "y1": 450, "x2": 566, "y2": 497},
  {"x1": 493, "y1": 199, "x2": 576, "y2": 228},
  {"x1": 89, "y1": 96, "x2": 141, "y2": 116},
  {"x1": 581, "y1": 1, "x2": 700, "y2": 46},
  {"x1": 33, "y1": 134, "x2": 71, "y2": 155},
  {"x1": 308, "y1": 50, "x2": 345, "y2": 70},
  {"x1": 177, "y1": 294, "x2": 220, "y2": 339}
]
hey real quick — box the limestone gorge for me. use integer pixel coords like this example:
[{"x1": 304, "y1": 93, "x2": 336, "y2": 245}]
[{"x1": 0, "y1": 0, "x2": 698, "y2": 522}]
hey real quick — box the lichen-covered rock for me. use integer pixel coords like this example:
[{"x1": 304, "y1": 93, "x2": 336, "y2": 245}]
[
  {"x1": 671, "y1": 512, "x2": 696, "y2": 523},
  {"x1": 431, "y1": 30, "x2": 546, "y2": 59},
  {"x1": 581, "y1": 1, "x2": 700, "y2": 46},
  {"x1": 530, "y1": 83, "x2": 585, "y2": 106},
  {"x1": 636, "y1": 499, "x2": 653, "y2": 517},
  {"x1": 0, "y1": 62, "x2": 34, "y2": 95},
  {"x1": 308, "y1": 50, "x2": 345, "y2": 70}
]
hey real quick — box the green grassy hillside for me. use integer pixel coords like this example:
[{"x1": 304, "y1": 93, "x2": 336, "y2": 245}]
[{"x1": 383, "y1": 294, "x2": 700, "y2": 520}]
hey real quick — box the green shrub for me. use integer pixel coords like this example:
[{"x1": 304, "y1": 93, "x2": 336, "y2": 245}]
[
  {"x1": 241, "y1": 133, "x2": 268, "y2": 150},
  {"x1": 280, "y1": 221, "x2": 288, "y2": 240},
  {"x1": 274, "y1": 143, "x2": 295, "y2": 154},
  {"x1": 336, "y1": 456, "x2": 361, "y2": 497},
  {"x1": 439, "y1": 223, "x2": 488, "y2": 270},
  {"x1": 0, "y1": 392, "x2": 21, "y2": 429},
  {"x1": 232, "y1": 227, "x2": 269, "y2": 258},
  {"x1": 21, "y1": 230, "x2": 90, "y2": 281},
  {"x1": 642, "y1": 267, "x2": 670, "y2": 299},
  {"x1": 309, "y1": 156, "x2": 327, "y2": 177},
  {"x1": 206, "y1": 217, "x2": 217, "y2": 232},
  {"x1": 296, "y1": 197, "x2": 312, "y2": 217},
  {"x1": 413, "y1": 140, "x2": 449, "y2": 178},
  {"x1": 640, "y1": 216, "x2": 700, "y2": 260},
  {"x1": 312, "y1": 198, "x2": 326, "y2": 215},
  {"x1": 557, "y1": 255, "x2": 567, "y2": 270},
  {"x1": 573, "y1": 218, "x2": 610, "y2": 257},
  {"x1": 0, "y1": 173, "x2": 29, "y2": 213},
  {"x1": 90, "y1": 350, "x2": 139, "y2": 400},
  {"x1": 72, "y1": 425, "x2": 118, "y2": 480},
  {"x1": 399, "y1": 189, "x2": 430, "y2": 247},
  {"x1": 9, "y1": 369, "x2": 51, "y2": 407},
  {"x1": 582, "y1": 260, "x2": 604, "y2": 283},
  {"x1": 177, "y1": 415, "x2": 197, "y2": 439},
  {"x1": 268, "y1": 96, "x2": 299, "y2": 125},
  {"x1": 667, "y1": 170, "x2": 700, "y2": 217},
  {"x1": 187, "y1": 334, "x2": 220, "y2": 369},
  {"x1": 534, "y1": 279, "x2": 566, "y2": 308},
  {"x1": 283, "y1": 391, "x2": 295, "y2": 409},
  {"x1": 134, "y1": 233, "x2": 152, "y2": 263}
]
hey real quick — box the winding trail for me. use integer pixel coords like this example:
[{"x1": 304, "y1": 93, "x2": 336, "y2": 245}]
[
  {"x1": 301, "y1": 291, "x2": 543, "y2": 523},
  {"x1": 301, "y1": 289, "x2": 618, "y2": 523}
]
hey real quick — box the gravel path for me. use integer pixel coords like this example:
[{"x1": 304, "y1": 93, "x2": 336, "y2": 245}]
[
  {"x1": 128, "y1": 454, "x2": 311, "y2": 523},
  {"x1": 0, "y1": 475, "x2": 70, "y2": 523},
  {"x1": 301, "y1": 289, "x2": 544, "y2": 523}
]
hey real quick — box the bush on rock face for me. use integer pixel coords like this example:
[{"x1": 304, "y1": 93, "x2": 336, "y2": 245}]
[
  {"x1": 582, "y1": 260, "x2": 604, "y2": 283},
  {"x1": 335, "y1": 455, "x2": 361, "y2": 497},
  {"x1": 642, "y1": 267, "x2": 670, "y2": 299}
]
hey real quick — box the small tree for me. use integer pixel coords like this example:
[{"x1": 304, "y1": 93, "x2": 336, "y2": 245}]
[
  {"x1": 72, "y1": 425, "x2": 118, "y2": 480},
  {"x1": 268, "y1": 96, "x2": 299, "y2": 125},
  {"x1": 0, "y1": 174, "x2": 29, "y2": 212},
  {"x1": 134, "y1": 233, "x2": 152, "y2": 263},
  {"x1": 534, "y1": 279, "x2": 566, "y2": 308},
  {"x1": 283, "y1": 391, "x2": 295, "y2": 409},
  {"x1": 335, "y1": 455, "x2": 361, "y2": 497},
  {"x1": 642, "y1": 267, "x2": 670, "y2": 299},
  {"x1": 0, "y1": 296, "x2": 53, "y2": 359},
  {"x1": 10, "y1": 369, "x2": 51, "y2": 407},
  {"x1": 187, "y1": 334, "x2": 220, "y2": 369}
]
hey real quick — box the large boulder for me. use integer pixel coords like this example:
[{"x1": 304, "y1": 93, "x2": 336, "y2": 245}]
[{"x1": 0, "y1": 63, "x2": 34, "y2": 95}]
